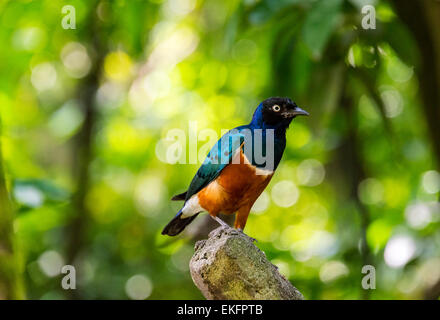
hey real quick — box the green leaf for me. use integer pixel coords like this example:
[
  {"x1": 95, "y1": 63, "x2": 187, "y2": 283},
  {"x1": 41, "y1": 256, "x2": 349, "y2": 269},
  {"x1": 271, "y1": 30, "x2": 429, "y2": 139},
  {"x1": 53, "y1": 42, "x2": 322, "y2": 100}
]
[
  {"x1": 13, "y1": 179, "x2": 70, "y2": 209},
  {"x1": 302, "y1": 0, "x2": 343, "y2": 58}
]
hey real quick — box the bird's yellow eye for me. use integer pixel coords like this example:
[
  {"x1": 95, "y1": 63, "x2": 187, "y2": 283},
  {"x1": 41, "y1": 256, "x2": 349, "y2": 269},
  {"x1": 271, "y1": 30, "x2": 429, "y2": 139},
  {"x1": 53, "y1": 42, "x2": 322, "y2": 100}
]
[{"x1": 272, "y1": 105, "x2": 280, "y2": 112}]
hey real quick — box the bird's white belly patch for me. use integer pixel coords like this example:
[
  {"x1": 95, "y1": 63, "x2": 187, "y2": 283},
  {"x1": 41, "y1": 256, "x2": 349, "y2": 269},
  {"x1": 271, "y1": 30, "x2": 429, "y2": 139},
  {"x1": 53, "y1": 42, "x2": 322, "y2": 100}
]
[
  {"x1": 181, "y1": 195, "x2": 205, "y2": 218},
  {"x1": 240, "y1": 149, "x2": 274, "y2": 176}
]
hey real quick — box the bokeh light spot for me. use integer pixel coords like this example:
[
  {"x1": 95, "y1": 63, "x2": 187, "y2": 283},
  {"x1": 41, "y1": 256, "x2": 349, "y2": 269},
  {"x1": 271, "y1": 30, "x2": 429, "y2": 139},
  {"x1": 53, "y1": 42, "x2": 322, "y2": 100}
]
[
  {"x1": 405, "y1": 202, "x2": 432, "y2": 229},
  {"x1": 251, "y1": 191, "x2": 270, "y2": 214},
  {"x1": 61, "y1": 42, "x2": 91, "y2": 79},
  {"x1": 141, "y1": 71, "x2": 171, "y2": 101},
  {"x1": 135, "y1": 175, "x2": 166, "y2": 216},
  {"x1": 297, "y1": 159, "x2": 325, "y2": 186},
  {"x1": 358, "y1": 178, "x2": 384, "y2": 205},
  {"x1": 13, "y1": 185, "x2": 44, "y2": 208},
  {"x1": 287, "y1": 123, "x2": 310, "y2": 149},
  {"x1": 421, "y1": 170, "x2": 440, "y2": 194},
  {"x1": 387, "y1": 57, "x2": 414, "y2": 83},
  {"x1": 384, "y1": 235, "x2": 417, "y2": 268},
  {"x1": 38, "y1": 250, "x2": 64, "y2": 277},
  {"x1": 12, "y1": 27, "x2": 46, "y2": 51},
  {"x1": 125, "y1": 274, "x2": 153, "y2": 300},
  {"x1": 48, "y1": 100, "x2": 84, "y2": 138},
  {"x1": 366, "y1": 219, "x2": 392, "y2": 251},
  {"x1": 104, "y1": 51, "x2": 133, "y2": 82},
  {"x1": 164, "y1": 0, "x2": 196, "y2": 17},
  {"x1": 271, "y1": 180, "x2": 299, "y2": 208},
  {"x1": 381, "y1": 89, "x2": 403, "y2": 118},
  {"x1": 31, "y1": 62, "x2": 57, "y2": 92},
  {"x1": 319, "y1": 261, "x2": 349, "y2": 283}
]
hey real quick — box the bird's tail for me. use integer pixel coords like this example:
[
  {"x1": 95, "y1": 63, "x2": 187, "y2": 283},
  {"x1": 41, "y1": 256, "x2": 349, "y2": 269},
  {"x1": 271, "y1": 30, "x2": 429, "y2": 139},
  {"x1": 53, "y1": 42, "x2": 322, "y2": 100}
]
[{"x1": 161, "y1": 209, "x2": 199, "y2": 236}]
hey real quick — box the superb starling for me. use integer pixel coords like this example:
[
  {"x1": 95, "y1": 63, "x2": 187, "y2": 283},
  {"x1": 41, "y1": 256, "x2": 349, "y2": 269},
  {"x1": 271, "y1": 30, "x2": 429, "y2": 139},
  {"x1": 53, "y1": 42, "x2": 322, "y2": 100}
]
[{"x1": 162, "y1": 97, "x2": 309, "y2": 236}]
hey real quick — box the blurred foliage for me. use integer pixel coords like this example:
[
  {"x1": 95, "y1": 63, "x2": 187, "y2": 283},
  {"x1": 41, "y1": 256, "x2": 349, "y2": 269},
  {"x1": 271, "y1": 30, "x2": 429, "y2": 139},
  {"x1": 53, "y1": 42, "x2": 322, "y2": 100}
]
[{"x1": 0, "y1": 0, "x2": 439, "y2": 300}]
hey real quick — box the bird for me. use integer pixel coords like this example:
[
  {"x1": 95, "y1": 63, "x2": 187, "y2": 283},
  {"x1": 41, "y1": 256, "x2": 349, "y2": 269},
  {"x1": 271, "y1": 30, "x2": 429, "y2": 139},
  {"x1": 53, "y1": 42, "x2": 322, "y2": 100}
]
[{"x1": 161, "y1": 97, "x2": 309, "y2": 237}]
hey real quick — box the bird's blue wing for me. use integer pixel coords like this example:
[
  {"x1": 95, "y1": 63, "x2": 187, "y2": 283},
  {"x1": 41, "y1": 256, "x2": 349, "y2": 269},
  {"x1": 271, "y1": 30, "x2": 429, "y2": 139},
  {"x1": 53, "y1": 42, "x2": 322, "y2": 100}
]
[{"x1": 184, "y1": 129, "x2": 245, "y2": 202}]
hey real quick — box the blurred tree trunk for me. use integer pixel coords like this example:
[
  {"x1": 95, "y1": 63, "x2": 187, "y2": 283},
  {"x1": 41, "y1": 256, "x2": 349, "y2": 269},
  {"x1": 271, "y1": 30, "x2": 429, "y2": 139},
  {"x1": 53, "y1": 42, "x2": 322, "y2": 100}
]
[
  {"x1": 392, "y1": 0, "x2": 440, "y2": 171},
  {"x1": 392, "y1": 0, "x2": 440, "y2": 299},
  {"x1": 65, "y1": 2, "x2": 104, "y2": 298},
  {"x1": 0, "y1": 117, "x2": 25, "y2": 299},
  {"x1": 338, "y1": 76, "x2": 373, "y2": 300}
]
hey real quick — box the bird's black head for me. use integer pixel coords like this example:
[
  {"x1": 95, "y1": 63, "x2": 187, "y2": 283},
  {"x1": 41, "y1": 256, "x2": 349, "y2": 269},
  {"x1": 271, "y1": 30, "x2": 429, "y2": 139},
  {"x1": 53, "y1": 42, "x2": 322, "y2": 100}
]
[{"x1": 260, "y1": 97, "x2": 309, "y2": 127}]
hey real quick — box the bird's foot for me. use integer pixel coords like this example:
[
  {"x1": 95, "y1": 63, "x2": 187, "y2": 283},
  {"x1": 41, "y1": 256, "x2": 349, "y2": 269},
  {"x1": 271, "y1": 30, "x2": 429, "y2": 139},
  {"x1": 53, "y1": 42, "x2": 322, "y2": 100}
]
[
  {"x1": 237, "y1": 228, "x2": 257, "y2": 243},
  {"x1": 211, "y1": 215, "x2": 231, "y2": 229}
]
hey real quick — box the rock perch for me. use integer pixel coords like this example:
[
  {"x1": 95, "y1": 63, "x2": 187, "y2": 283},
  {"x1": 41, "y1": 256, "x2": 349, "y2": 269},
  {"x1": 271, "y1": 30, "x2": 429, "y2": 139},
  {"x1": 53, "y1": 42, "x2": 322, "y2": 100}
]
[{"x1": 189, "y1": 226, "x2": 304, "y2": 300}]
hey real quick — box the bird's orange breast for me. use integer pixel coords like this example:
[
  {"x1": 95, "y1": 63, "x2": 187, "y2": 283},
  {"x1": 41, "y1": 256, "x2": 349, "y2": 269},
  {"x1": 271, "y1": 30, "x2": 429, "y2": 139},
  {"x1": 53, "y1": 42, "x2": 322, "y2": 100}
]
[{"x1": 198, "y1": 149, "x2": 273, "y2": 216}]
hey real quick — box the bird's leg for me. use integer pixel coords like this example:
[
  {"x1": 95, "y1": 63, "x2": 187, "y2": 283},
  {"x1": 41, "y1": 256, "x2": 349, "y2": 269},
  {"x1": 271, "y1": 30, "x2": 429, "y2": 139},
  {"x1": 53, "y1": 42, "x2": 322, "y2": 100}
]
[
  {"x1": 210, "y1": 215, "x2": 231, "y2": 229},
  {"x1": 234, "y1": 207, "x2": 257, "y2": 242}
]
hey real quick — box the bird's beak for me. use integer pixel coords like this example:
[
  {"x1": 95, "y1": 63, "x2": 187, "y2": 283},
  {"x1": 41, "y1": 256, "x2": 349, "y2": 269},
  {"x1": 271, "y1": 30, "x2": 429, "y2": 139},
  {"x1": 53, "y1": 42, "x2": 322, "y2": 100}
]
[{"x1": 286, "y1": 106, "x2": 309, "y2": 117}]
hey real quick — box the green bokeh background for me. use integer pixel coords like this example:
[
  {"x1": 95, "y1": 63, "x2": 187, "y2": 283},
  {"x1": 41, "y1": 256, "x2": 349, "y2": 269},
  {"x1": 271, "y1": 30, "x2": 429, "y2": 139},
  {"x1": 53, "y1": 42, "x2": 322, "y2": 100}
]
[{"x1": 0, "y1": 0, "x2": 439, "y2": 300}]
